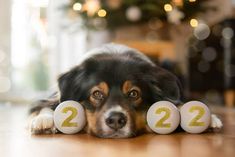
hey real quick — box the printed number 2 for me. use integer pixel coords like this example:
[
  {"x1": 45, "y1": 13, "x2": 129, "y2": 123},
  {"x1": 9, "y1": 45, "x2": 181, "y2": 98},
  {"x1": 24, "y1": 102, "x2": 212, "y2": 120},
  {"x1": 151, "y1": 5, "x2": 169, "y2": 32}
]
[
  {"x1": 189, "y1": 106, "x2": 205, "y2": 126},
  {"x1": 61, "y1": 107, "x2": 78, "y2": 127},
  {"x1": 155, "y1": 107, "x2": 171, "y2": 128}
]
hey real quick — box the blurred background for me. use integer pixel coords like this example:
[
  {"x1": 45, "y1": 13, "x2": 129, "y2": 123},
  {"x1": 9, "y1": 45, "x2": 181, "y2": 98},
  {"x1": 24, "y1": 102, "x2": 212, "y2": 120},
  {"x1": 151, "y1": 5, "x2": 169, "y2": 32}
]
[{"x1": 0, "y1": 0, "x2": 235, "y2": 107}]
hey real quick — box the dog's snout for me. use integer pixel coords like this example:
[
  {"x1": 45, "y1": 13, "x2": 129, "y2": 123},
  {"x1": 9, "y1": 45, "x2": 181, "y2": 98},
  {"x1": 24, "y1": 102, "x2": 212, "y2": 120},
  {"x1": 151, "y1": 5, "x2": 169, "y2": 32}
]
[{"x1": 105, "y1": 112, "x2": 127, "y2": 130}]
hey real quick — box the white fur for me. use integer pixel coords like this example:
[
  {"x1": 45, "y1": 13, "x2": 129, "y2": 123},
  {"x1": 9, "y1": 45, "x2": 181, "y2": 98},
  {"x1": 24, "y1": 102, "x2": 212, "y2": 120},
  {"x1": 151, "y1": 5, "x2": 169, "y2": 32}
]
[
  {"x1": 30, "y1": 108, "x2": 56, "y2": 134},
  {"x1": 210, "y1": 114, "x2": 223, "y2": 129},
  {"x1": 104, "y1": 106, "x2": 124, "y2": 119}
]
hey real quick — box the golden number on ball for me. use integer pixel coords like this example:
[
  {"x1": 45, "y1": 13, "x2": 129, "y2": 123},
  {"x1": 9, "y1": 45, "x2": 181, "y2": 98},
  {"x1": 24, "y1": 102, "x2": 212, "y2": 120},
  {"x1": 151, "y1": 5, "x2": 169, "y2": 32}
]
[
  {"x1": 61, "y1": 106, "x2": 78, "y2": 127},
  {"x1": 155, "y1": 107, "x2": 171, "y2": 128},
  {"x1": 189, "y1": 106, "x2": 205, "y2": 127}
]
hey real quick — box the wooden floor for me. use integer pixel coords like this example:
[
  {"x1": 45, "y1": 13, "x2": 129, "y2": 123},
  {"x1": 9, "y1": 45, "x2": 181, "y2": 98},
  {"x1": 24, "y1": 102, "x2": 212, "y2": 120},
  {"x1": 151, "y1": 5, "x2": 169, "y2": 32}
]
[{"x1": 0, "y1": 104, "x2": 235, "y2": 157}]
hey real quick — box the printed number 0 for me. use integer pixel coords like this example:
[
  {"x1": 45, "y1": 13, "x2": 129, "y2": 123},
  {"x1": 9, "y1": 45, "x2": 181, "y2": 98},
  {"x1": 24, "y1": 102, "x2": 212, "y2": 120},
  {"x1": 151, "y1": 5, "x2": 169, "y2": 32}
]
[
  {"x1": 155, "y1": 107, "x2": 171, "y2": 128},
  {"x1": 189, "y1": 106, "x2": 205, "y2": 126},
  {"x1": 61, "y1": 107, "x2": 78, "y2": 127}
]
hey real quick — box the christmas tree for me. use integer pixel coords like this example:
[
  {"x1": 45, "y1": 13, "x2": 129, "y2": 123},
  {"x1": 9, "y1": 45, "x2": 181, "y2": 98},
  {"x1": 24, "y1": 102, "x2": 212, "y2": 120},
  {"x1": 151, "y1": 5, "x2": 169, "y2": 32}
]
[{"x1": 63, "y1": 0, "x2": 214, "y2": 30}]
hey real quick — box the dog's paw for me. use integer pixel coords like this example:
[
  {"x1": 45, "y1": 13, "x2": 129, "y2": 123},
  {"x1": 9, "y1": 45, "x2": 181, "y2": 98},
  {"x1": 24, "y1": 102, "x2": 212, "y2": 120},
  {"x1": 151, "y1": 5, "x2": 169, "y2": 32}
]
[
  {"x1": 30, "y1": 113, "x2": 56, "y2": 134},
  {"x1": 210, "y1": 114, "x2": 223, "y2": 131}
]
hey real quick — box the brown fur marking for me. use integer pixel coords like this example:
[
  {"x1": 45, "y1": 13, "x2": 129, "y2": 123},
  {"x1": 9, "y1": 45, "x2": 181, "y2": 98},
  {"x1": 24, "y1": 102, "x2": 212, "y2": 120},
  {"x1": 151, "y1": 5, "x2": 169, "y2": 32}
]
[
  {"x1": 89, "y1": 81, "x2": 109, "y2": 106},
  {"x1": 122, "y1": 80, "x2": 142, "y2": 104}
]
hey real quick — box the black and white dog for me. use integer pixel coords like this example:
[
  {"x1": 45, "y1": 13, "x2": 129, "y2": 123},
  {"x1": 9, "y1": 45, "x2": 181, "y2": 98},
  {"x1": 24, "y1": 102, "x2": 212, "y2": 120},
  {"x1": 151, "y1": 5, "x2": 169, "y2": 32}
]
[{"x1": 29, "y1": 43, "x2": 222, "y2": 138}]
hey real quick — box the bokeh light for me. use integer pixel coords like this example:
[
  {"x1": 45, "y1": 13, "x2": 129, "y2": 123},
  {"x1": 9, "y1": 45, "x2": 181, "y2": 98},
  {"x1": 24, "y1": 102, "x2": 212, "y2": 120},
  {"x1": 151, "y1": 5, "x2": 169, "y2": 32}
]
[
  {"x1": 97, "y1": 9, "x2": 107, "y2": 17},
  {"x1": 225, "y1": 64, "x2": 235, "y2": 77},
  {"x1": 222, "y1": 27, "x2": 234, "y2": 39},
  {"x1": 190, "y1": 19, "x2": 198, "y2": 28},
  {"x1": 194, "y1": 23, "x2": 210, "y2": 40},
  {"x1": 73, "y1": 3, "x2": 82, "y2": 11},
  {"x1": 202, "y1": 47, "x2": 217, "y2": 62},
  {"x1": 126, "y1": 6, "x2": 142, "y2": 21},
  {"x1": 164, "y1": 4, "x2": 173, "y2": 12},
  {"x1": 83, "y1": 0, "x2": 101, "y2": 16}
]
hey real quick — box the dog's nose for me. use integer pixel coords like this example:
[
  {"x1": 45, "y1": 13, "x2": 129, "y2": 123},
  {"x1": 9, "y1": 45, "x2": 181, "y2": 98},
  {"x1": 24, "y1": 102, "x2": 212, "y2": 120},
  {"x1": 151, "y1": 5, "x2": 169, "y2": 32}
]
[{"x1": 105, "y1": 112, "x2": 127, "y2": 130}]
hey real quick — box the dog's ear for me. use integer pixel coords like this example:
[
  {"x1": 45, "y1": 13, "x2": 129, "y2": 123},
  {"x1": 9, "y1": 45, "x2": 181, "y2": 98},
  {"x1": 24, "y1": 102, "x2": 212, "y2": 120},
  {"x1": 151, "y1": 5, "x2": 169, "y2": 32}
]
[
  {"x1": 147, "y1": 66, "x2": 182, "y2": 104},
  {"x1": 58, "y1": 66, "x2": 84, "y2": 102}
]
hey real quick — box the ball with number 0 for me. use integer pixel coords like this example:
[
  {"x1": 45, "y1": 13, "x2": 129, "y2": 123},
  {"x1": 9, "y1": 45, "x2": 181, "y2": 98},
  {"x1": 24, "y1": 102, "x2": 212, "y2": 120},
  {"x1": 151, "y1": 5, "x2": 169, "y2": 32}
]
[
  {"x1": 146, "y1": 101, "x2": 180, "y2": 134},
  {"x1": 54, "y1": 100, "x2": 86, "y2": 134},
  {"x1": 180, "y1": 101, "x2": 211, "y2": 134}
]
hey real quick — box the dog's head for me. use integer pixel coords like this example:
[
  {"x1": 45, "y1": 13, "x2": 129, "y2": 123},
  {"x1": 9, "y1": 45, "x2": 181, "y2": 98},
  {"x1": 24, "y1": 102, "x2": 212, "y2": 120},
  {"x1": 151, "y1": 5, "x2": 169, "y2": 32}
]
[{"x1": 58, "y1": 46, "x2": 181, "y2": 138}]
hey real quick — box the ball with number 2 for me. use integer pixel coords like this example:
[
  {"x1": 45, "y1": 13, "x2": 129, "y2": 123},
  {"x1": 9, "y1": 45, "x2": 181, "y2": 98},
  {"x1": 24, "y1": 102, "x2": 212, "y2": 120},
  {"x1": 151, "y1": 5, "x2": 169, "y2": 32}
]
[
  {"x1": 146, "y1": 101, "x2": 180, "y2": 134},
  {"x1": 180, "y1": 101, "x2": 211, "y2": 134},
  {"x1": 54, "y1": 100, "x2": 86, "y2": 134}
]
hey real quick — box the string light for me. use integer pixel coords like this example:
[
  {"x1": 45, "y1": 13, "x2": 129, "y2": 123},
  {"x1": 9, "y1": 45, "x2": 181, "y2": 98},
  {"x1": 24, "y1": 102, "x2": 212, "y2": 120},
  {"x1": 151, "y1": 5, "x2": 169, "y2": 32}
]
[
  {"x1": 190, "y1": 19, "x2": 198, "y2": 27},
  {"x1": 97, "y1": 9, "x2": 107, "y2": 17},
  {"x1": 164, "y1": 4, "x2": 173, "y2": 12},
  {"x1": 73, "y1": 3, "x2": 82, "y2": 11}
]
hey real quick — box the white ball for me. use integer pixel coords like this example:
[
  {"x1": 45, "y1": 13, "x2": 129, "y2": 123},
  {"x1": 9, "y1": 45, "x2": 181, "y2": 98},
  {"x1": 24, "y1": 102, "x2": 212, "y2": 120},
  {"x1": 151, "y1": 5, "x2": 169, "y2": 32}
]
[
  {"x1": 180, "y1": 101, "x2": 211, "y2": 134},
  {"x1": 147, "y1": 101, "x2": 180, "y2": 134},
  {"x1": 54, "y1": 100, "x2": 86, "y2": 134}
]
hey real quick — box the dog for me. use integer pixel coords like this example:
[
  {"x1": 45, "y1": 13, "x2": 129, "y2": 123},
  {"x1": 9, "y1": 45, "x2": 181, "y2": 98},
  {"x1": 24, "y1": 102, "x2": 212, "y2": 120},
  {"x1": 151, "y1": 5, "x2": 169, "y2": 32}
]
[{"x1": 28, "y1": 43, "x2": 223, "y2": 138}]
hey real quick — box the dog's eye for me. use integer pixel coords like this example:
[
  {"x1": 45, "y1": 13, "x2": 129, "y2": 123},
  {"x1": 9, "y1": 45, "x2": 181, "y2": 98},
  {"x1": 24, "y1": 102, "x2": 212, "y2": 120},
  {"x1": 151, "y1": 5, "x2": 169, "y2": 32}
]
[
  {"x1": 128, "y1": 90, "x2": 139, "y2": 100},
  {"x1": 92, "y1": 90, "x2": 105, "y2": 100}
]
